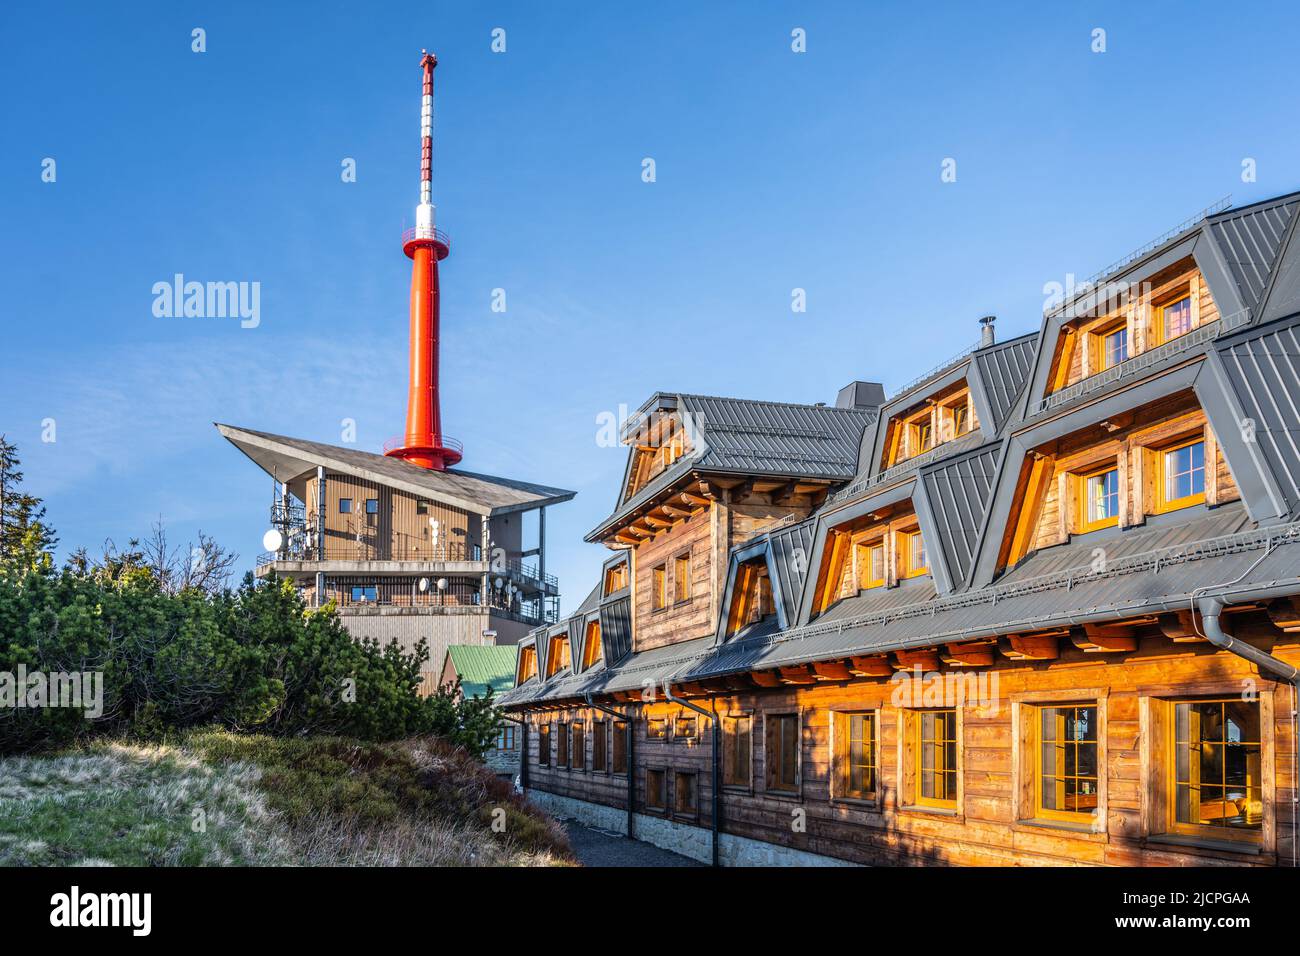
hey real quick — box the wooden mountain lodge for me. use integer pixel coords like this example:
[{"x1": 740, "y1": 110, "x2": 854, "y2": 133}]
[{"x1": 500, "y1": 192, "x2": 1300, "y2": 867}]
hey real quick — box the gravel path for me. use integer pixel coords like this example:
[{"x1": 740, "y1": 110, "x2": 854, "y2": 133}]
[{"x1": 563, "y1": 821, "x2": 705, "y2": 867}]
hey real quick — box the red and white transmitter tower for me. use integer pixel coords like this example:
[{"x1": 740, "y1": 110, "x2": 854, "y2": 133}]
[{"x1": 385, "y1": 51, "x2": 463, "y2": 471}]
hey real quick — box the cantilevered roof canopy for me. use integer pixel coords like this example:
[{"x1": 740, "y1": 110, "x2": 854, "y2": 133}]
[{"x1": 216, "y1": 423, "x2": 575, "y2": 517}]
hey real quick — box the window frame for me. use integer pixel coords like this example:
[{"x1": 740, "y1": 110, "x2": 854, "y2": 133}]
[
  {"x1": 537, "y1": 721, "x2": 551, "y2": 767},
  {"x1": 592, "y1": 718, "x2": 608, "y2": 773},
  {"x1": 673, "y1": 551, "x2": 692, "y2": 605},
  {"x1": 673, "y1": 770, "x2": 699, "y2": 820},
  {"x1": 1157, "y1": 291, "x2": 1194, "y2": 344},
  {"x1": 721, "y1": 712, "x2": 753, "y2": 791},
  {"x1": 1075, "y1": 461, "x2": 1120, "y2": 533},
  {"x1": 900, "y1": 708, "x2": 961, "y2": 813},
  {"x1": 651, "y1": 563, "x2": 667, "y2": 612},
  {"x1": 612, "y1": 719, "x2": 629, "y2": 775},
  {"x1": 338, "y1": 497, "x2": 353, "y2": 514},
  {"x1": 857, "y1": 539, "x2": 886, "y2": 590},
  {"x1": 646, "y1": 715, "x2": 668, "y2": 741},
  {"x1": 830, "y1": 709, "x2": 880, "y2": 806},
  {"x1": 1153, "y1": 436, "x2": 1207, "y2": 514},
  {"x1": 673, "y1": 713, "x2": 698, "y2": 740},
  {"x1": 569, "y1": 721, "x2": 586, "y2": 772},
  {"x1": 364, "y1": 497, "x2": 379, "y2": 515},
  {"x1": 644, "y1": 766, "x2": 668, "y2": 813},
  {"x1": 1165, "y1": 697, "x2": 1264, "y2": 845},
  {"x1": 764, "y1": 711, "x2": 801, "y2": 796},
  {"x1": 1032, "y1": 703, "x2": 1102, "y2": 825},
  {"x1": 900, "y1": 528, "x2": 928, "y2": 578}
]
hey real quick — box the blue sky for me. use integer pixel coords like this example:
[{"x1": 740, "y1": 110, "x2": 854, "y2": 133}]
[{"x1": 3, "y1": 1, "x2": 1299, "y2": 612}]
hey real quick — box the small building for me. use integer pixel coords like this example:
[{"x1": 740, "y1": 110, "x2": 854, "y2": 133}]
[{"x1": 441, "y1": 644, "x2": 521, "y2": 775}]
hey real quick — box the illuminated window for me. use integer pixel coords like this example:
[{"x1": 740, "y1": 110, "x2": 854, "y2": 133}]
[
  {"x1": 545, "y1": 635, "x2": 571, "y2": 677},
  {"x1": 645, "y1": 768, "x2": 667, "y2": 811},
  {"x1": 1034, "y1": 705, "x2": 1099, "y2": 822},
  {"x1": 674, "y1": 771, "x2": 698, "y2": 816},
  {"x1": 901, "y1": 530, "x2": 927, "y2": 577},
  {"x1": 581, "y1": 620, "x2": 602, "y2": 669},
  {"x1": 1162, "y1": 295, "x2": 1193, "y2": 340},
  {"x1": 1102, "y1": 325, "x2": 1128, "y2": 368},
  {"x1": 858, "y1": 541, "x2": 886, "y2": 589},
  {"x1": 834, "y1": 711, "x2": 878, "y2": 801},
  {"x1": 652, "y1": 564, "x2": 667, "y2": 611},
  {"x1": 674, "y1": 714, "x2": 698, "y2": 739},
  {"x1": 1158, "y1": 439, "x2": 1206, "y2": 511},
  {"x1": 722, "y1": 714, "x2": 752, "y2": 788},
  {"x1": 765, "y1": 713, "x2": 800, "y2": 794},
  {"x1": 517, "y1": 646, "x2": 537, "y2": 683},
  {"x1": 910, "y1": 709, "x2": 958, "y2": 809},
  {"x1": 603, "y1": 562, "x2": 628, "y2": 594},
  {"x1": 538, "y1": 722, "x2": 550, "y2": 766},
  {"x1": 674, "y1": 552, "x2": 691, "y2": 603},
  {"x1": 1078, "y1": 465, "x2": 1120, "y2": 532},
  {"x1": 646, "y1": 716, "x2": 668, "y2": 739},
  {"x1": 1171, "y1": 699, "x2": 1261, "y2": 838}
]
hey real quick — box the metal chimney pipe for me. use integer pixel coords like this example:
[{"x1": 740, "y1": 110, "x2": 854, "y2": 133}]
[{"x1": 979, "y1": 315, "x2": 996, "y2": 348}]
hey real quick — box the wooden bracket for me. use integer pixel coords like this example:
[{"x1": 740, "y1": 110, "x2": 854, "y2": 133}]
[{"x1": 1002, "y1": 633, "x2": 1061, "y2": 661}]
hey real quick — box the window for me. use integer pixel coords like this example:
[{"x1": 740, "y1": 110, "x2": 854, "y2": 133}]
[
  {"x1": 338, "y1": 498, "x2": 353, "y2": 514},
  {"x1": 901, "y1": 530, "x2": 927, "y2": 577},
  {"x1": 673, "y1": 552, "x2": 691, "y2": 604},
  {"x1": 1158, "y1": 439, "x2": 1206, "y2": 512},
  {"x1": 592, "y1": 720, "x2": 608, "y2": 772},
  {"x1": 765, "y1": 713, "x2": 800, "y2": 794},
  {"x1": 857, "y1": 541, "x2": 885, "y2": 590},
  {"x1": 646, "y1": 716, "x2": 668, "y2": 740},
  {"x1": 497, "y1": 725, "x2": 517, "y2": 751},
  {"x1": 674, "y1": 714, "x2": 698, "y2": 740},
  {"x1": 1171, "y1": 699, "x2": 1261, "y2": 838},
  {"x1": 365, "y1": 498, "x2": 379, "y2": 515},
  {"x1": 951, "y1": 401, "x2": 970, "y2": 438},
  {"x1": 1034, "y1": 705, "x2": 1099, "y2": 822},
  {"x1": 1102, "y1": 325, "x2": 1129, "y2": 369},
  {"x1": 612, "y1": 720, "x2": 628, "y2": 774},
  {"x1": 556, "y1": 721, "x2": 569, "y2": 768},
  {"x1": 674, "y1": 771, "x2": 698, "y2": 817},
  {"x1": 571, "y1": 723, "x2": 585, "y2": 771},
  {"x1": 517, "y1": 646, "x2": 537, "y2": 683},
  {"x1": 350, "y1": 585, "x2": 377, "y2": 603},
  {"x1": 911, "y1": 418, "x2": 932, "y2": 456},
  {"x1": 645, "y1": 768, "x2": 667, "y2": 812},
  {"x1": 652, "y1": 564, "x2": 667, "y2": 611},
  {"x1": 1078, "y1": 464, "x2": 1120, "y2": 532},
  {"x1": 603, "y1": 562, "x2": 628, "y2": 594},
  {"x1": 416, "y1": 500, "x2": 429, "y2": 515},
  {"x1": 1162, "y1": 295, "x2": 1193, "y2": 341},
  {"x1": 581, "y1": 620, "x2": 602, "y2": 669},
  {"x1": 833, "y1": 712, "x2": 878, "y2": 802},
  {"x1": 538, "y1": 722, "x2": 551, "y2": 766},
  {"x1": 722, "y1": 714, "x2": 752, "y2": 788},
  {"x1": 911, "y1": 709, "x2": 958, "y2": 810}
]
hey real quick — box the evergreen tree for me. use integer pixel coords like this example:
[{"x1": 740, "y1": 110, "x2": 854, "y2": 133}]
[{"x1": 0, "y1": 435, "x2": 57, "y2": 571}]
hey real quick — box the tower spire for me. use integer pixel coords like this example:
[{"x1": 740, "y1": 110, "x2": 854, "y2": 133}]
[{"x1": 386, "y1": 50, "x2": 460, "y2": 471}]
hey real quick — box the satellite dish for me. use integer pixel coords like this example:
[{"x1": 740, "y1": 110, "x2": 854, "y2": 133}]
[
  {"x1": 437, "y1": 578, "x2": 448, "y2": 590},
  {"x1": 262, "y1": 529, "x2": 283, "y2": 552},
  {"x1": 418, "y1": 578, "x2": 429, "y2": 592}
]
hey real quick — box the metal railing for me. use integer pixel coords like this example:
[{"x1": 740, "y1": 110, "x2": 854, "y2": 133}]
[
  {"x1": 502, "y1": 558, "x2": 559, "y2": 588},
  {"x1": 1035, "y1": 308, "x2": 1250, "y2": 416},
  {"x1": 400, "y1": 226, "x2": 452, "y2": 249},
  {"x1": 381, "y1": 434, "x2": 463, "y2": 455},
  {"x1": 257, "y1": 539, "x2": 483, "y2": 570},
  {"x1": 888, "y1": 340, "x2": 981, "y2": 401},
  {"x1": 829, "y1": 431, "x2": 983, "y2": 505},
  {"x1": 1046, "y1": 196, "x2": 1231, "y2": 319}
]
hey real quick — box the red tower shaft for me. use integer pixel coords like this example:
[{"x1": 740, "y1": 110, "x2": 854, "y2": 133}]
[{"x1": 386, "y1": 52, "x2": 460, "y2": 471}]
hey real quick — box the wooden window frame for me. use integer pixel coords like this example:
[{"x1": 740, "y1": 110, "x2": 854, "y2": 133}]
[
  {"x1": 1011, "y1": 690, "x2": 1108, "y2": 833},
  {"x1": 570, "y1": 721, "x2": 586, "y2": 772},
  {"x1": 603, "y1": 562, "x2": 628, "y2": 595},
  {"x1": 829, "y1": 709, "x2": 880, "y2": 806},
  {"x1": 899, "y1": 708, "x2": 961, "y2": 814},
  {"x1": 764, "y1": 711, "x2": 802, "y2": 796},
  {"x1": 1155, "y1": 289, "x2": 1194, "y2": 345},
  {"x1": 1152, "y1": 436, "x2": 1207, "y2": 514},
  {"x1": 651, "y1": 564, "x2": 667, "y2": 612},
  {"x1": 517, "y1": 645, "x2": 537, "y2": 683},
  {"x1": 856, "y1": 539, "x2": 886, "y2": 590},
  {"x1": 721, "y1": 712, "x2": 753, "y2": 791},
  {"x1": 645, "y1": 766, "x2": 669, "y2": 813},
  {"x1": 1091, "y1": 318, "x2": 1130, "y2": 372},
  {"x1": 673, "y1": 770, "x2": 700, "y2": 820},
  {"x1": 673, "y1": 712, "x2": 699, "y2": 740},
  {"x1": 581, "y1": 620, "x2": 602, "y2": 670},
  {"x1": 1074, "y1": 461, "x2": 1120, "y2": 533},
  {"x1": 899, "y1": 528, "x2": 928, "y2": 579},
  {"x1": 537, "y1": 721, "x2": 551, "y2": 767},
  {"x1": 592, "y1": 718, "x2": 609, "y2": 773},
  {"x1": 646, "y1": 715, "x2": 668, "y2": 741},
  {"x1": 612, "y1": 719, "x2": 629, "y2": 775},
  {"x1": 1165, "y1": 697, "x2": 1265, "y2": 846},
  {"x1": 556, "y1": 720, "x2": 570, "y2": 769},
  {"x1": 672, "y1": 551, "x2": 692, "y2": 605}
]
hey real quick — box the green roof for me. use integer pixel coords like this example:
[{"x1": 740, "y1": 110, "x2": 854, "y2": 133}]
[{"x1": 445, "y1": 645, "x2": 518, "y2": 700}]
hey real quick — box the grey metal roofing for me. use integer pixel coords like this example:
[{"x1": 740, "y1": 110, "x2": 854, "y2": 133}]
[
  {"x1": 768, "y1": 519, "x2": 815, "y2": 626},
  {"x1": 588, "y1": 394, "x2": 874, "y2": 540},
  {"x1": 916, "y1": 441, "x2": 1003, "y2": 590},
  {"x1": 599, "y1": 593, "x2": 633, "y2": 666},
  {"x1": 1212, "y1": 321, "x2": 1300, "y2": 518},
  {"x1": 972, "y1": 334, "x2": 1038, "y2": 432},
  {"x1": 1207, "y1": 196, "x2": 1299, "y2": 316},
  {"x1": 217, "y1": 423, "x2": 576, "y2": 517}
]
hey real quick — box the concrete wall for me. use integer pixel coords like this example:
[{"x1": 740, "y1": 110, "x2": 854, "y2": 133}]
[{"x1": 525, "y1": 790, "x2": 857, "y2": 867}]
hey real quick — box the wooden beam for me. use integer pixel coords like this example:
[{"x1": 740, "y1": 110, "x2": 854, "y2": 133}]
[
  {"x1": 778, "y1": 665, "x2": 818, "y2": 685},
  {"x1": 1002, "y1": 633, "x2": 1060, "y2": 661},
  {"x1": 1267, "y1": 597, "x2": 1300, "y2": 633},
  {"x1": 893, "y1": 648, "x2": 941, "y2": 671},
  {"x1": 1073, "y1": 624, "x2": 1137, "y2": 653},
  {"x1": 943, "y1": 641, "x2": 996, "y2": 667},
  {"x1": 750, "y1": 670, "x2": 782, "y2": 688},
  {"x1": 848, "y1": 655, "x2": 894, "y2": 677},
  {"x1": 680, "y1": 492, "x2": 711, "y2": 507},
  {"x1": 810, "y1": 660, "x2": 853, "y2": 681},
  {"x1": 1159, "y1": 608, "x2": 1209, "y2": 642}
]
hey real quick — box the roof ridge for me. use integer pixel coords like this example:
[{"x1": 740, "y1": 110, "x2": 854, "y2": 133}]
[{"x1": 676, "y1": 393, "x2": 875, "y2": 413}]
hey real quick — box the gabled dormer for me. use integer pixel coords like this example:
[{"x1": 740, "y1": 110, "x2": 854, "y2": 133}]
[
  {"x1": 514, "y1": 636, "x2": 538, "y2": 685},
  {"x1": 619, "y1": 395, "x2": 695, "y2": 505}
]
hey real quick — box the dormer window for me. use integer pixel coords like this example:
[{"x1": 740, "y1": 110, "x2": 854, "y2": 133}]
[
  {"x1": 1156, "y1": 438, "x2": 1205, "y2": 512},
  {"x1": 1077, "y1": 463, "x2": 1120, "y2": 533},
  {"x1": 517, "y1": 646, "x2": 537, "y2": 683},
  {"x1": 910, "y1": 417, "x2": 932, "y2": 456},
  {"x1": 900, "y1": 529, "x2": 927, "y2": 578},
  {"x1": 1161, "y1": 295, "x2": 1193, "y2": 342},
  {"x1": 1101, "y1": 323, "x2": 1128, "y2": 369},
  {"x1": 856, "y1": 540, "x2": 886, "y2": 590}
]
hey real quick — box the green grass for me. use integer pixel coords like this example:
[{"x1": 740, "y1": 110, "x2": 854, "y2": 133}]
[{"x1": 0, "y1": 733, "x2": 572, "y2": 867}]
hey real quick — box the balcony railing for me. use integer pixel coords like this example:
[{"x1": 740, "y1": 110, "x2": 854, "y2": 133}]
[
  {"x1": 382, "y1": 434, "x2": 463, "y2": 456},
  {"x1": 1035, "y1": 308, "x2": 1250, "y2": 416},
  {"x1": 257, "y1": 539, "x2": 483, "y2": 571}
]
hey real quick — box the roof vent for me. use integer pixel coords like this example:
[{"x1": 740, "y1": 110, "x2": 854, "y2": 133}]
[
  {"x1": 836, "y1": 381, "x2": 886, "y2": 410},
  {"x1": 979, "y1": 315, "x2": 996, "y2": 348}
]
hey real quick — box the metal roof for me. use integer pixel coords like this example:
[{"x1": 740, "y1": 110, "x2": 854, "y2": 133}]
[
  {"x1": 444, "y1": 645, "x2": 518, "y2": 700},
  {"x1": 972, "y1": 334, "x2": 1038, "y2": 433},
  {"x1": 217, "y1": 423, "x2": 576, "y2": 517},
  {"x1": 1207, "y1": 196, "x2": 1299, "y2": 316},
  {"x1": 915, "y1": 441, "x2": 1003, "y2": 590}
]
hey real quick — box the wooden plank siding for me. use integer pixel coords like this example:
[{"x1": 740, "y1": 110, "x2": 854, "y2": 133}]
[
  {"x1": 525, "y1": 632, "x2": 1299, "y2": 866},
  {"x1": 304, "y1": 473, "x2": 475, "y2": 561}
]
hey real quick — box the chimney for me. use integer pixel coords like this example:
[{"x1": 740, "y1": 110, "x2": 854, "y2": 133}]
[
  {"x1": 836, "y1": 381, "x2": 886, "y2": 411},
  {"x1": 979, "y1": 315, "x2": 996, "y2": 348}
]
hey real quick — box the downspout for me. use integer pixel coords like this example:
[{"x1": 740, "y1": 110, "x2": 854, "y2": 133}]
[
  {"x1": 1196, "y1": 595, "x2": 1300, "y2": 868},
  {"x1": 500, "y1": 712, "x2": 528, "y2": 792},
  {"x1": 663, "y1": 681, "x2": 721, "y2": 868},
  {"x1": 585, "y1": 693, "x2": 635, "y2": 840},
  {"x1": 315, "y1": 465, "x2": 326, "y2": 607}
]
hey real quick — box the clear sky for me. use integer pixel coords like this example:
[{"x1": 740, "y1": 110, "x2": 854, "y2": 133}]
[{"x1": 4, "y1": 1, "x2": 1299, "y2": 613}]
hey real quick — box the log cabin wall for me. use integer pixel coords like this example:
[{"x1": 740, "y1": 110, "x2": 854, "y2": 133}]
[
  {"x1": 304, "y1": 473, "x2": 473, "y2": 560},
  {"x1": 525, "y1": 629, "x2": 1298, "y2": 866}
]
